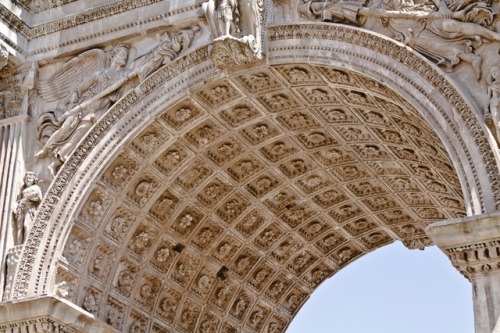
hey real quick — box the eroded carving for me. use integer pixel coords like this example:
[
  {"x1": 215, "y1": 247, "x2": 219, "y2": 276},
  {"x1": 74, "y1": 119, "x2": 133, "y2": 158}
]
[
  {"x1": 204, "y1": 0, "x2": 263, "y2": 67},
  {"x1": 486, "y1": 61, "x2": 500, "y2": 146},
  {"x1": 299, "y1": 0, "x2": 500, "y2": 78},
  {"x1": 36, "y1": 27, "x2": 200, "y2": 174},
  {"x1": 12, "y1": 172, "x2": 42, "y2": 245},
  {"x1": 0, "y1": 45, "x2": 7, "y2": 72}
]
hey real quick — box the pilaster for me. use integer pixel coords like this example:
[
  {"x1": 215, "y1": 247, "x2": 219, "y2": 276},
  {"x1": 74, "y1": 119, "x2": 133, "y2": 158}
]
[
  {"x1": 428, "y1": 212, "x2": 500, "y2": 333},
  {"x1": 0, "y1": 115, "x2": 29, "y2": 301}
]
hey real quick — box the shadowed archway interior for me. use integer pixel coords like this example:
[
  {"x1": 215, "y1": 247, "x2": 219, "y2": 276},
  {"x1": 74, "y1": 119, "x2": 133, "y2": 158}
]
[{"x1": 57, "y1": 63, "x2": 465, "y2": 333}]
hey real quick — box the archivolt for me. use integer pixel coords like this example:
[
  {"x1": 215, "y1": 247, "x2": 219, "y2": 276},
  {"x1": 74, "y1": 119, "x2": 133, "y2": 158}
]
[{"x1": 9, "y1": 25, "x2": 498, "y2": 331}]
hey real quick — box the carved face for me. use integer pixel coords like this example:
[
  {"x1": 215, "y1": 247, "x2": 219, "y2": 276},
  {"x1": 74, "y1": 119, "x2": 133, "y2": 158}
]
[
  {"x1": 24, "y1": 173, "x2": 37, "y2": 186},
  {"x1": 111, "y1": 46, "x2": 128, "y2": 67}
]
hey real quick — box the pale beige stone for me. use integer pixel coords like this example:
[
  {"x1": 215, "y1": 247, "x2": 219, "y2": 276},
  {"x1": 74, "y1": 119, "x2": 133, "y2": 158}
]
[{"x1": 0, "y1": 0, "x2": 499, "y2": 332}]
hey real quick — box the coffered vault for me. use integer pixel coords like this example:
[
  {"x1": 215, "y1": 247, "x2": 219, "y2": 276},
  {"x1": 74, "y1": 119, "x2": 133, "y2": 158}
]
[
  {"x1": 51, "y1": 62, "x2": 469, "y2": 332},
  {"x1": 1, "y1": 0, "x2": 499, "y2": 333}
]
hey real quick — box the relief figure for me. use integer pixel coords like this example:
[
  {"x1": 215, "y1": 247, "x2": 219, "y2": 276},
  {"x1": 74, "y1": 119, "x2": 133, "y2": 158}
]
[
  {"x1": 204, "y1": 0, "x2": 263, "y2": 66},
  {"x1": 299, "y1": 0, "x2": 500, "y2": 78},
  {"x1": 486, "y1": 62, "x2": 500, "y2": 146},
  {"x1": 35, "y1": 28, "x2": 200, "y2": 175},
  {"x1": 35, "y1": 45, "x2": 132, "y2": 174},
  {"x1": 129, "y1": 26, "x2": 201, "y2": 81},
  {"x1": 12, "y1": 172, "x2": 42, "y2": 245},
  {"x1": 205, "y1": 0, "x2": 241, "y2": 38}
]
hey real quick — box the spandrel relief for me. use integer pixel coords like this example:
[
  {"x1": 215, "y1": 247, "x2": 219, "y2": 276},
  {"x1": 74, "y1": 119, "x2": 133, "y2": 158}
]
[
  {"x1": 35, "y1": 27, "x2": 200, "y2": 175},
  {"x1": 204, "y1": 0, "x2": 264, "y2": 67},
  {"x1": 299, "y1": 0, "x2": 500, "y2": 80}
]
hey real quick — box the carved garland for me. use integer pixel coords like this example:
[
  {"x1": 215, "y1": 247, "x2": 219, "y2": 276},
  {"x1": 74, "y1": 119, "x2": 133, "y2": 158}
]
[
  {"x1": 11, "y1": 46, "x2": 213, "y2": 298},
  {"x1": 269, "y1": 24, "x2": 500, "y2": 212}
]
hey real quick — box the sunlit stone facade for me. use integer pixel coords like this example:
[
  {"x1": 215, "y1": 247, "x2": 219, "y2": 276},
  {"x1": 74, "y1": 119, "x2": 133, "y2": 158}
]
[{"x1": 0, "y1": 0, "x2": 499, "y2": 332}]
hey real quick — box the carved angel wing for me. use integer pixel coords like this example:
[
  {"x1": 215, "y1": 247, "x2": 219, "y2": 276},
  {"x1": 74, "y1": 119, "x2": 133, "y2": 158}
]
[{"x1": 37, "y1": 49, "x2": 107, "y2": 102}]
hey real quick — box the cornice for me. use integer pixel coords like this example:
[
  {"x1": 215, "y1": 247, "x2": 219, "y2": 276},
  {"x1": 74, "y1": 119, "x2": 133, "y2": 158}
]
[
  {"x1": 14, "y1": 0, "x2": 78, "y2": 15},
  {"x1": 0, "y1": 296, "x2": 116, "y2": 332},
  {"x1": 0, "y1": 1, "x2": 203, "y2": 58},
  {"x1": 428, "y1": 212, "x2": 500, "y2": 280},
  {"x1": 1, "y1": 0, "x2": 178, "y2": 40}
]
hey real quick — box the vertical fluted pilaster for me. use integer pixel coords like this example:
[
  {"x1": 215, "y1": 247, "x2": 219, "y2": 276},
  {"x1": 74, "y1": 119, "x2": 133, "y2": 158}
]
[{"x1": 0, "y1": 115, "x2": 28, "y2": 301}]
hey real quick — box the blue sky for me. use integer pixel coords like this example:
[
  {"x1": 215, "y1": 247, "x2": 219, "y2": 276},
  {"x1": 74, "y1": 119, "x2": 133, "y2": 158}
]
[{"x1": 286, "y1": 242, "x2": 474, "y2": 333}]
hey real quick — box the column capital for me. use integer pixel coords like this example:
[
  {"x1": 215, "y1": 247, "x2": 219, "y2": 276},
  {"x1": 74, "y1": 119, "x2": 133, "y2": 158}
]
[
  {"x1": 427, "y1": 212, "x2": 500, "y2": 280},
  {"x1": 0, "y1": 295, "x2": 116, "y2": 332}
]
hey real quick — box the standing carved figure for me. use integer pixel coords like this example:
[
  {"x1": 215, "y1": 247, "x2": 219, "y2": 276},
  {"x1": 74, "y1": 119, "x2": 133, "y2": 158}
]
[
  {"x1": 218, "y1": 0, "x2": 241, "y2": 37},
  {"x1": 204, "y1": 0, "x2": 263, "y2": 66},
  {"x1": 36, "y1": 45, "x2": 132, "y2": 175},
  {"x1": 12, "y1": 172, "x2": 42, "y2": 245},
  {"x1": 486, "y1": 62, "x2": 500, "y2": 146}
]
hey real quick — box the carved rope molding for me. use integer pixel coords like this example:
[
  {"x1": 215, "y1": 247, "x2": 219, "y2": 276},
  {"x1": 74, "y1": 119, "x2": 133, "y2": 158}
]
[
  {"x1": 268, "y1": 23, "x2": 500, "y2": 212},
  {"x1": 11, "y1": 46, "x2": 214, "y2": 298},
  {"x1": 9, "y1": 25, "x2": 499, "y2": 299}
]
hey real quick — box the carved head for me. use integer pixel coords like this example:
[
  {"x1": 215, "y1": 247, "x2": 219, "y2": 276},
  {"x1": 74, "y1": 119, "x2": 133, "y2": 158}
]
[
  {"x1": 24, "y1": 171, "x2": 39, "y2": 186},
  {"x1": 177, "y1": 25, "x2": 201, "y2": 51},
  {"x1": 110, "y1": 45, "x2": 129, "y2": 67}
]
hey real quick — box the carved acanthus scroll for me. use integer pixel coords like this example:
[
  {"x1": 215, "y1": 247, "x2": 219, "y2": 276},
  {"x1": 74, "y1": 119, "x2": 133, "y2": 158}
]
[
  {"x1": 299, "y1": 0, "x2": 500, "y2": 80},
  {"x1": 204, "y1": 0, "x2": 264, "y2": 67}
]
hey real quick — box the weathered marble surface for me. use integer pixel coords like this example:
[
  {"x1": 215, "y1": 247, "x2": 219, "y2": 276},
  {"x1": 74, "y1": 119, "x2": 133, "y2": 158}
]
[{"x1": 0, "y1": 0, "x2": 499, "y2": 332}]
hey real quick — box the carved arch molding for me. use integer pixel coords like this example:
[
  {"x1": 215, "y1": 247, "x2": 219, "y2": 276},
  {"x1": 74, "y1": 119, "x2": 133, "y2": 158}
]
[{"x1": 8, "y1": 24, "x2": 500, "y2": 332}]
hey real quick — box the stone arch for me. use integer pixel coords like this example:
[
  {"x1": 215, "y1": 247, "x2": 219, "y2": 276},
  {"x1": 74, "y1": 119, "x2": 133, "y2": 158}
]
[{"x1": 7, "y1": 24, "x2": 499, "y2": 332}]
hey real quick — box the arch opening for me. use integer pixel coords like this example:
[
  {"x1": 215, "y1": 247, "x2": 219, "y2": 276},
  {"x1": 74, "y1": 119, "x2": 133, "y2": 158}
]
[
  {"x1": 51, "y1": 62, "x2": 466, "y2": 332},
  {"x1": 10, "y1": 24, "x2": 499, "y2": 333},
  {"x1": 286, "y1": 243, "x2": 474, "y2": 333}
]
